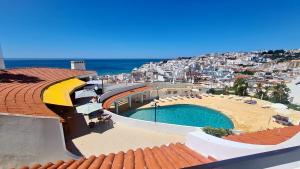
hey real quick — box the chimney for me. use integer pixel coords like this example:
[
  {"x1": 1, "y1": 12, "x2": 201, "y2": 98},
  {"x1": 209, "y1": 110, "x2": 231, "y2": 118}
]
[
  {"x1": 0, "y1": 45, "x2": 5, "y2": 70},
  {"x1": 70, "y1": 60, "x2": 86, "y2": 70}
]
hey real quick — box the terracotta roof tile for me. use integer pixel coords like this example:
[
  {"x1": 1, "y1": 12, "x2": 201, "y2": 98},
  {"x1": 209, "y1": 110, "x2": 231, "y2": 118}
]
[
  {"x1": 87, "y1": 154, "x2": 105, "y2": 169},
  {"x1": 20, "y1": 143, "x2": 213, "y2": 169},
  {"x1": 134, "y1": 148, "x2": 146, "y2": 169},
  {"x1": 0, "y1": 68, "x2": 94, "y2": 119},
  {"x1": 123, "y1": 150, "x2": 134, "y2": 169},
  {"x1": 224, "y1": 125, "x2": 300, "y2": 145}
]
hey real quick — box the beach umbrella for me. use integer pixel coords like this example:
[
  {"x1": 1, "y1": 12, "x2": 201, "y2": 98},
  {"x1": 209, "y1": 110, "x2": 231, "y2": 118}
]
[
  {"x1": 75, "y1": 89, "x2": 97, "y2": 99},
  {"x1": 87, "y1": 80, "x2": 103, "y2": 85},
  {"x1": 75, "y1": 103, "x2": 103, "y2": 115}
]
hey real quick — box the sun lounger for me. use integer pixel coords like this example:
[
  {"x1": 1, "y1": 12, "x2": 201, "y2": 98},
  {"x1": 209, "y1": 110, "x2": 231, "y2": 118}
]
[
  {"x1": 165, "y1": 97, "x2": 174, "y2": 101},
  {"x1": 272, "y1": 115, "x2": 293, "y2": 126},
  {"x1": 262, "y1": 104, "x2": 271, "y2": 108},
  {"x1": 159, "y1": 98, "x2": 166, "y2": 102},
  {"x1": 172, "y1": 96, "x2": 178, "y2": 100},
  {"x1": 195, "y1": 95, "x2": 202, "y2": 99},
  {"x1": 177, "y1": 96, "x2": 184, "y2": 100},
  {"x1": 235, "y1": 97, "x2": 242, "y2": 101},
  {"x1": 244, "y1": 100, "x2": 257, "y2": 105}
]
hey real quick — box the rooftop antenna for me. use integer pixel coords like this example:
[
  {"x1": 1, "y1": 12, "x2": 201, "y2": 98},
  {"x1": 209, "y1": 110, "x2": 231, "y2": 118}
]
[{"x1": 0, "y1": 44, "x2": 5, "y2": 70}]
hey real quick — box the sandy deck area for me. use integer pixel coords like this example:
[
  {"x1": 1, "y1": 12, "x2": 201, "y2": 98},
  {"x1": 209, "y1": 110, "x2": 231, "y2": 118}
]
[
  {"x1": 140, "y1": 95, "x2": 300, "y2": 132},
  {"x1": 68, "y1": 121, "x2": 184, "y2": 156}
]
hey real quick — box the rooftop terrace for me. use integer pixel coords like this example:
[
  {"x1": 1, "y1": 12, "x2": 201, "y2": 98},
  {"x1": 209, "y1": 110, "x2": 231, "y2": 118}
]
[{"x1": 0, "y1": 68, "x2": 95, "y2": 118}]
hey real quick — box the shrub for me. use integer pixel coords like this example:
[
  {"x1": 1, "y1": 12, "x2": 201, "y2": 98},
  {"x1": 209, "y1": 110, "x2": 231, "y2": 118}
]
[
  {"x1": 288, "y1": 104, "x2": 300, "y2": 111},
  {"x1": 202, "y1": 126, "x2": 233, "y2": 138},
  {"x1": 207, "y1": 88, "x2": 216, "y2": 94},
  {"x1": 207, "y1": 88, "x2": 229, "y2": 95}
]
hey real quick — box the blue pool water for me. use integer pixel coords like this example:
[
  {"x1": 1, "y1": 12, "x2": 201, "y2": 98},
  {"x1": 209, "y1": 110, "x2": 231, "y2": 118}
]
[{"x1": 122, "y1": 104, "x2": 234, "y2": 129}]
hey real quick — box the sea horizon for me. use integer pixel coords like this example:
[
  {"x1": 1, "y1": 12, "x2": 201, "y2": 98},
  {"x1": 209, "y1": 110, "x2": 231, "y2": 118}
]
[{"x1": 4, "y1": 58, "x2": 163, "y2": 75}]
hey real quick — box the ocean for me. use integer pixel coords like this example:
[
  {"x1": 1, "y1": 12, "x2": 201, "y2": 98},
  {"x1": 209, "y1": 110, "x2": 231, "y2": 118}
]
[{"x1": 4, "y1": 58, "x2": 162, "y2": 75}]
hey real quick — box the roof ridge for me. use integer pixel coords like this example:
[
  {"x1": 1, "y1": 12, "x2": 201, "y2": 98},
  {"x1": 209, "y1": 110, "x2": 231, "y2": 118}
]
[
  {"x1": 18, "y1": 143, "x2": 214, "y2": 169},
  {"x1": 224, "y1": 125, "x2": 300, "y2": 145}
]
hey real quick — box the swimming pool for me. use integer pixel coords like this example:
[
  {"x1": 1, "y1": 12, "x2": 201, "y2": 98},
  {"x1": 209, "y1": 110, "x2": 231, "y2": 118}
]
[{"x1": 122, "y1": 104, "x2": 234, "y2": 129}]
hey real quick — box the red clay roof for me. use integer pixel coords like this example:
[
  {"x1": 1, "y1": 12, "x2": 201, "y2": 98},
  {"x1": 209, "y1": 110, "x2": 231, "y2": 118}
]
[
  {"x1": 0, "y1": 68, "x2": 94, "y2": 118},
  {"x1": 224, "y1": 125, "x2": 300, "y2": 145},
  {"x1": 19, "y1": 143, "x2": 215, "y2": 169},
  {"x1": 102, "y1": 86, "x2": 150, "y2": 109}
]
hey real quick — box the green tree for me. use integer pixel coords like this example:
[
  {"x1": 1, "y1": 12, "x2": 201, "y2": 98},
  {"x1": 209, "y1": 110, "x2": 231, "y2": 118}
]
[
  {"x1": 233, "y1": 78, "x2": 248, "y2": 96},
  {"x1": 254, "y1": 83, "x2": 268, "y2": 100},
  {"x1": 240, "y1": 70, "x2": 254, "y2": 75},
  {"x1": 207, "y1": 88, "x2": 216, "y2": 94},
  {"x1": 270, "y1": 83, "x2": 290, "y2": 104},
  {"x1": 223, "y1": 86, "x2": 230, "y2": 95}
]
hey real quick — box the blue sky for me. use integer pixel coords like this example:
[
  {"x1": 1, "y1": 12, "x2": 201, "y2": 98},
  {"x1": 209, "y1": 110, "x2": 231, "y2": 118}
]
[{"x1": 1, "y1": 0, "x2": 300, "y2": 59}]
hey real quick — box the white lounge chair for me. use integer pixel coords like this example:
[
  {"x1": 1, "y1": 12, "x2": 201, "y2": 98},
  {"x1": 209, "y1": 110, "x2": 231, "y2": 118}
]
[
  {"x1": 159, "y1": 98, "x2": 166, "y2": 102},
  {"x1": 177, "y1": 96, "x2": 185, "y2": 100},
  {"x1": 165, "y1": 97, "x2": 174, "y2": 101},
  {"x1": 262, "y1": 104, "x2": 271, "y2": 108},
  {"x1": 172, "y1": 96, "x2": 178, "y2": 100}
]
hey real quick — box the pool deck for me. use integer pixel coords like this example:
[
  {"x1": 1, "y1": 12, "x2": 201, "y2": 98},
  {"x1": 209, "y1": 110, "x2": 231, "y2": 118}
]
[
  {"x1": 66, "y1": 115, "x2": 185, "y2": 156},
  {"x1": 139, "y1": 95, "x2": 300, "y2": 132}
]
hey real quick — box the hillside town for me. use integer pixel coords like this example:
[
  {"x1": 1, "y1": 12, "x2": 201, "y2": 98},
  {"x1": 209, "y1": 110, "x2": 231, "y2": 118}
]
[
  {"x1": 103, "y1": 49, "x2": 300, "y2": 106},
  {"x1": 131, "y1": 49, "x2": 300, "y2": 83}
]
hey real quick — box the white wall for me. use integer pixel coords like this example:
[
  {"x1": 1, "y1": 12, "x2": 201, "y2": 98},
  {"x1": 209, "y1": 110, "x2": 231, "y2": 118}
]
[
  {"x1": 186, "y1": 130, "x2": 300, "y2": 160},
  {"x1": 104, "y1": 110, "x2": 199, "y2": 135},
  {"x1": 0, "y1": 113, "x2": 76, "y2": 168},
  {"x1": 287, "y1": 77, "x2": 300, "y2": 105}
]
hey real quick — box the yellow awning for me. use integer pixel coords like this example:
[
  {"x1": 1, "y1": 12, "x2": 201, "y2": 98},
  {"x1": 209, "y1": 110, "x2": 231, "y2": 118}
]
[{"x1": 43, "y1": 78, "x2": 86, "y2": 107}]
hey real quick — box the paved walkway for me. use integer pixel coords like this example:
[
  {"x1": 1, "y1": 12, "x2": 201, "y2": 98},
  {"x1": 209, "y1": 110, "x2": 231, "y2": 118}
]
[{"x1": 66, "y1": 117, "x2": 184, "y2": 156}]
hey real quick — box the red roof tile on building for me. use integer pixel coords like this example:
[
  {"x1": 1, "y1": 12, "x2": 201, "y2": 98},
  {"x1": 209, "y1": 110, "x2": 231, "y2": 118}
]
[
  {"x1": 0, "y1": 68, "x2": 94, "y2": 118},
  {"x1": 224, "y1": 125, "x2": 300, "y2": 145},
  {"x1": 19, "y1": 143, "x2": 216, "y2": 169}
]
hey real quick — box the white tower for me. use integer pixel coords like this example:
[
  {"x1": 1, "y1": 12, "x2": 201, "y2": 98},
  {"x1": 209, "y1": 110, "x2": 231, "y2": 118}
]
[
  {"x1": 71, "y1": 60, "x2": 86, "y2": 70},
  {"x1": 0, "y1": 45, "x2": 5, "y2": 70}
]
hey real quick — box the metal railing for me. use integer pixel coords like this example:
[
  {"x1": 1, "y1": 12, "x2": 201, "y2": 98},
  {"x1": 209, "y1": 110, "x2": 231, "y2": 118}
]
[{"x1": 185, "y1": 145, "x2": 300, "y2": 169}]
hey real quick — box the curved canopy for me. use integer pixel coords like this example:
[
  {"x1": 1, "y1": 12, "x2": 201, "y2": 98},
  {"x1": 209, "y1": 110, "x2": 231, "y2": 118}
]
[
  {"x1": 75, "y1": 89, "x2": 97, "y2": 99},
  {"x1": 43, "y1": 78, "x2": 86, "y2": 106},
  {"x1": 75, "y1": 103, "x2": 102, "y2": 115}
]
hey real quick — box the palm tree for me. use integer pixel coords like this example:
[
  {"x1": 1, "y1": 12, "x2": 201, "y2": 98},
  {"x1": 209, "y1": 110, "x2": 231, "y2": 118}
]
[
  {"x1": 233, "y1": 78, "x2": 248, "y2": 96},
  {"x1": 223, "y1": 85, "x2": 230, "y2": 95},
  {"x1": 270, "y1": 83, "x2": 290, "y2": 104},
  {"x1": 255, "y1": 83, "x2": 264, "y2": 99}
]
